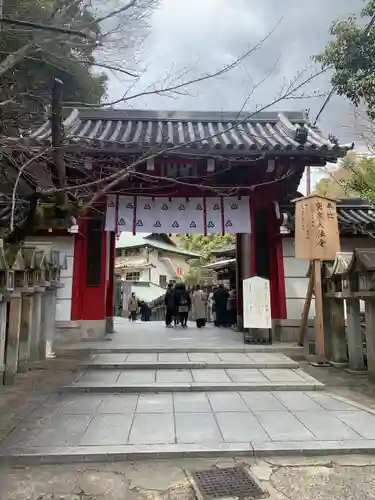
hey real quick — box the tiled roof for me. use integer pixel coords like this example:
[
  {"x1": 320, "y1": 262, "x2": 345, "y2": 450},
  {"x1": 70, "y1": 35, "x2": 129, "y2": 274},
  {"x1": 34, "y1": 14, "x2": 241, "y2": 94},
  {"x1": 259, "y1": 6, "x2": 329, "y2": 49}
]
[
  {"x1": 131, "y1": 282, "x2": 165, "y2": 303},
  {"x1": 203, "y1": 258, "x2": 236, "y2": 270},
  {"x1": 11, "y1": 108, "x2": 352, "y2": 156},
  {"x1": 116, "y1": 232, "x2": 200, "y2": 257},
  {"x1": 282, "y1": 198, "x2": 375, "y2": 234}
]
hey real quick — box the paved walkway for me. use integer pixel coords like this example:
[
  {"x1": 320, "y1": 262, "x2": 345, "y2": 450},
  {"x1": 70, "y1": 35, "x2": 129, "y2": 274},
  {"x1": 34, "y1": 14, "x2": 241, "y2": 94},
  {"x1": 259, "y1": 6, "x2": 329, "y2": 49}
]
[
  {"x1": 63, "y1": 319, "x2": 301, "y2": 351},
  {"x1": 2, "y1": 319, "x2": 375, "y2": 463}
]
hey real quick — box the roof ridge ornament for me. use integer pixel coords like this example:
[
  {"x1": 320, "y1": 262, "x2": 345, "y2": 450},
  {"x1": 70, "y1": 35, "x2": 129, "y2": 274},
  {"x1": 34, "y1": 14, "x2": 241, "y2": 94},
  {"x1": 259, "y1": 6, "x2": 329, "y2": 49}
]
[{"x1": 294, "y1": 123, "x2": 308, "y2": 145}]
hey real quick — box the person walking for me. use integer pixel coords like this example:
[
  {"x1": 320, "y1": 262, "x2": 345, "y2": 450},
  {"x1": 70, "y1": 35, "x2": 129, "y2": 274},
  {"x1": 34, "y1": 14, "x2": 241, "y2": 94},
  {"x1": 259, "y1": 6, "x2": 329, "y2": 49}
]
[
  {"x1": 192, "y1": 284, "x2": 207, "y2": 328},
  {"x1": 213, "y1": 284, "x2": 229, "y2": 327},
  {"x1": 164, "y1": 283, "x2": 175, "y2": 327},
  {"x1": 173, "y1": 282, "x2": 191, "y2": 328},
  {"x1": 227, "y1": 286, "x2": 237, "y2": 327},
  {"x1": 128, "y1": 292, "x2": 138, "y2": 321}
]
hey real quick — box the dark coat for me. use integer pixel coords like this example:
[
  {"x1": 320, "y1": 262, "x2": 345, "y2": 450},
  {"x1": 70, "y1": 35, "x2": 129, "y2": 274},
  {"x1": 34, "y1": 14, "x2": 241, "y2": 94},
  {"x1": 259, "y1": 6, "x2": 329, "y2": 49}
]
[
  {"x1": 164, "y1": 288, "x2": 175, "y2": 310},
  {"x1": 173, "y1": 284, "x2": 191, "y2": 309}
]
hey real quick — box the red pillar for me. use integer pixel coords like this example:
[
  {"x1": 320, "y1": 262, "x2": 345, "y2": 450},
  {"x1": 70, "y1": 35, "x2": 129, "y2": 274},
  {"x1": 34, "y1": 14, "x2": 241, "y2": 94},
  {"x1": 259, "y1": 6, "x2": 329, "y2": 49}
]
[
  {"x1": 267, "y1": 206, "x2": 287, "y2": 319},
  {"x1": 235, "y1": 234, "x2": 243, "y2": 316},
  {"x1": 71, "y1": 217, "x2": 108, "y2": 337},
  {"x1": 105, "y1": 231, "x2": 116, "y2": 331},
  {"x1": 71, "y1": 220, "x2": 86, "y2": 321}
]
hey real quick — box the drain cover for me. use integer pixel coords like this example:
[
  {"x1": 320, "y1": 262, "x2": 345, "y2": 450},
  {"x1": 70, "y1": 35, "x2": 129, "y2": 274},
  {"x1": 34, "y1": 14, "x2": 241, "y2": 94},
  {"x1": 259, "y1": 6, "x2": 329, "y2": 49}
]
[{"x1": 191, "y1": 467, "x2": 264, "y2": 499}]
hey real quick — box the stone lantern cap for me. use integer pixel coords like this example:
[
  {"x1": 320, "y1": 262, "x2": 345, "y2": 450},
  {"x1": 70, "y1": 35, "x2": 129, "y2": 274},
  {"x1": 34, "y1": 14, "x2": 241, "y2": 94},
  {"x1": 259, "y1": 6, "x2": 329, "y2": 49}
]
[
  {"x1": 59, "y1": 252, "x2": 68, "y2": 270},
  {"x1": 5, "y1": 247, "x2": 25, "y2": 271},
  {"x1": 325, "y1": 252, "x2": 353, "y2": 279},
  {"x1": 21, "y1": 246, "x2": 37, "y2": 269},
  {"x1": 0, "y1": 241, "x2": 9, "y2": 271},
  {"x1": 51, "y1": 250, "x2": 60, "y2": 269},
  {"x1": 35, "y1": 250, "x2": 48, "y2": 270},
  {"x1": 347, "y1": 248, "x2": 375, "y2": 273}
]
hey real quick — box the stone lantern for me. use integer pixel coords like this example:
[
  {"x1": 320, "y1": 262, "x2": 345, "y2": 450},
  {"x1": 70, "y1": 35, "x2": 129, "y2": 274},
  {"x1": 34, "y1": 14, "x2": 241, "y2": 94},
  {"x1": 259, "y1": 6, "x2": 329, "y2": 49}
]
[
  {"x1": 5, "y1": 247, "x2": 26, "y2": 292},
  {"x1": 347, "y1": 248, "x2": 375, "y2": 380},
  {"x1": 22, "y1": 246, "x2": 37, "y2": 292},
  {"x1": 35, "y1": 250, "x2": 50, "y2": 288},
  {"x1": 3, "y1": 246, "x2": 25, "y2": 384},
  {"x1": 0, "y1": 240, "x2": 13, "y2": 296}
]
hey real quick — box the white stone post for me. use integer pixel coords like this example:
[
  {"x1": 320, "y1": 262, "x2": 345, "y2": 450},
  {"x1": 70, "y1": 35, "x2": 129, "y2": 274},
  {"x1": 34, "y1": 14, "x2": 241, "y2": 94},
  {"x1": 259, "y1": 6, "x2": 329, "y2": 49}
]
[
  {"x1": 0, "y1": 299, "x2": 7, "y2": 384},
  {"x1": 4, "y1": 294, "x2": 22, "y2": 385},
  {"x1": 18, "y1": 294, "x2": 34, "y2": 371},
  {"x1": 30, "y1": 290, "x2": 43, "y2": 362}
]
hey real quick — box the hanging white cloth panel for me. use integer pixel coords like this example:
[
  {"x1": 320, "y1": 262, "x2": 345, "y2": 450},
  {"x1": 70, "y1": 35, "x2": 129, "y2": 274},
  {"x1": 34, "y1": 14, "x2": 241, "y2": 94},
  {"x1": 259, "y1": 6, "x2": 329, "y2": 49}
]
[
  {"x1": 117, "y1": 196, "x2": 134, "y2": 233},
  {"x1": 186, "y1": 198, "x2": 205, "y2": 234},
  {"x1": 105, "y1": 195, "x2": 117, "y2": 232},
  {"x1": 135, "y1": 197, "x2": 157, "y2": 232},
  {"x1": 153, "y1": 197, "x2": 174, "y2": 233},
  {"x1": 205, "y1": 197, "x2": 223, "y2": 234},
  {"x1": 223, "y1": 196, "x2": 251, "y2": 234},
  {"x1": 108, "y1": 195, "x2": 252, "y2": 235}
]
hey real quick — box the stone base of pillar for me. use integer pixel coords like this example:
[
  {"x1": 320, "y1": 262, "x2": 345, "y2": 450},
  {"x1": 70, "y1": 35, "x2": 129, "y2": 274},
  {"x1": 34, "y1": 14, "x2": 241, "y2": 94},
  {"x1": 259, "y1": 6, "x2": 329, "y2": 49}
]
[
  {"x1": 244, "y1": 327, "x2": 272, "y2": 345},
  {"x1": 105, "y1": 316, "x2": 115, "y2": 334},
  {"x1": 80, "y1": 319, "x2": 106, "y2": 339}
]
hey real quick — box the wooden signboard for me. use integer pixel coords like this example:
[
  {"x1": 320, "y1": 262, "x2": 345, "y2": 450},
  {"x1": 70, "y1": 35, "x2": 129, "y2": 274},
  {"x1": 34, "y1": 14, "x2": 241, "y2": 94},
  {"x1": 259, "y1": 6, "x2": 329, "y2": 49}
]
[{"x1": 294, "y1": 195, "x2": 340, "y2": 261}]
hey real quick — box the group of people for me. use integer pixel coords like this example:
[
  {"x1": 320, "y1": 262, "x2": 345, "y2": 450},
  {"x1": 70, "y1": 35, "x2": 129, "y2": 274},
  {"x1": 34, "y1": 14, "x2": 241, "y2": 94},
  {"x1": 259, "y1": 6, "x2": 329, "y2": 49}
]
[
  {"x1": 164, "y1": 282, "x2": 237, "y2": 329},
  {"x1": 127, "y1": 293, "x2": 151, "y2": 321},
  {"x1": 209, "y1": 284, "x2": 237, "y2": 327},
  {"x1": 164, "y1": 282, "x2": 207, "y2": 328}
]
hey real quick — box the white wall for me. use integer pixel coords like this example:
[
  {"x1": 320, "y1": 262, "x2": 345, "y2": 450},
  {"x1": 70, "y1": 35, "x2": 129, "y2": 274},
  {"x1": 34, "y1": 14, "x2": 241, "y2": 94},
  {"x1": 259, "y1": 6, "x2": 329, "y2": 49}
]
[
  {"x1": 283, "y1": 235, "x2": 375, "y2": 320},
  {"x1": 148, "y1": 250, "x2": 192, "y2": 285},
  {"x1": 282, "y1": 238, "x2": 314, "y2": 320},
  {"x1": 26, "y1": 235, "x2": 75, "y2": 322}
]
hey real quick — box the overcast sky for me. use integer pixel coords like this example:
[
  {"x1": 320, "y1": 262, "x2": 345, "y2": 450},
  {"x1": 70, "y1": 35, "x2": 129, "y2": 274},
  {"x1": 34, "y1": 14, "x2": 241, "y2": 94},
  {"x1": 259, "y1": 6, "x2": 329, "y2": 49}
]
[{"x1": 105, "y1": 0, "x2": 366, "y2": 191}]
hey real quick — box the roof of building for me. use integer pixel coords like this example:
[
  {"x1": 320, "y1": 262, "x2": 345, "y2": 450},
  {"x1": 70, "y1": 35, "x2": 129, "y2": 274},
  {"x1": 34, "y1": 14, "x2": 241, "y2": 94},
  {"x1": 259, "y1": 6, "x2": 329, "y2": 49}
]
[
  {"x1": 203, "y1": 258, "x2": 236, "y2": 270},
  {"x1": 210, "y1": 246, "x2": 236, "y2": 258},
  {"x1": 116, "y1": 232, "x2": 201, "y2": 258},
  {"x1": 10, "y1": 108, "x2": 352, "y2": 158},
  {"x1": 132, "y1": 281, "x2": 165, "y2": 303},
  {"x1": 282, "y1": 198, "x2": 375, "y2": 235}
]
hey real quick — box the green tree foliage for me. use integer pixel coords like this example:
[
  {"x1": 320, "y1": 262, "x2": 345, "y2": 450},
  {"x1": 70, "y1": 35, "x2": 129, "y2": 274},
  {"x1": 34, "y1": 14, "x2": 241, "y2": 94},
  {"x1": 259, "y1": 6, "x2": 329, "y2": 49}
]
[
  {"x1": 315, "y1": 0, "x2": 375, "y2": 119},
  {"x1": 177, "y1": 234, "x2": 234, "y2": 286},
  {"x1": 0, "y1": 0, "x2": 107, "y2": 135},
  {"x1": 178, "y1": 234, "x2": 234, "y2": 261},
  {"x1": 315, "y1": 153, "x2": 375, "y2": 204}
]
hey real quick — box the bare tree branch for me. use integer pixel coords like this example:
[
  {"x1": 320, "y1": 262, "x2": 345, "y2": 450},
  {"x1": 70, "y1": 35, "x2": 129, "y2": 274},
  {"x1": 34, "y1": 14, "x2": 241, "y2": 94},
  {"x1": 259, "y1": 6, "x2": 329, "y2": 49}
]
[{"x1": 1, "y1": 17, "x2": 95, "y2": 39}]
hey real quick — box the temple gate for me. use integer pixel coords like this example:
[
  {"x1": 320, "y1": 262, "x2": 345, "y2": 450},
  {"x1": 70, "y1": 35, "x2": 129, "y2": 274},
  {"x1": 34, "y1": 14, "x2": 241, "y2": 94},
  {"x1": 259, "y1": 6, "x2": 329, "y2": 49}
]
[{"x1": 8, "y1": 108, "x2": 350, "y2": 340}]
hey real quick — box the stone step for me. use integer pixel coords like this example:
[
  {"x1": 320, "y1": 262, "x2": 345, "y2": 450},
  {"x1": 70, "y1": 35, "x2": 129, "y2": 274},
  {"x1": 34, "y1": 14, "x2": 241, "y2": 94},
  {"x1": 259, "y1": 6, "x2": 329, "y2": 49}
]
[
  {"x1": 84, "y1": 361, "x2": 299, "y2": 370},
  {"x1": 58, "y1": 344, "x2": 303, "y2": 355},
  {"x1": 70, "y1": 367, "x2": 319, "y2": 385},
  {"x1": 84, "y1": 352, "x2": 299, "y2": 370},
  {"x1": 3, "y1": 440, "x2": 375, "y2": 465},
  {"x1": 63, "y1": 381, "x2": 324, "y2": 393},
  {"x1": 1, "y1": 392, "x2": 373, "y2": 465}
]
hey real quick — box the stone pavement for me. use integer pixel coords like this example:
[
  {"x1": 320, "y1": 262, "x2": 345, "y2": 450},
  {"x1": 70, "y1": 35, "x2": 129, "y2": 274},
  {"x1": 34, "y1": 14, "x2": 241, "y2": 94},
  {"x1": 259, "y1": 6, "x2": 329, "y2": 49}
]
[
  {"x1": 3, "y1": 455, "x2": 375, "y2": 500},
  {"x1": 2, "y1": 319, "x2": 375, "y2": 463}
]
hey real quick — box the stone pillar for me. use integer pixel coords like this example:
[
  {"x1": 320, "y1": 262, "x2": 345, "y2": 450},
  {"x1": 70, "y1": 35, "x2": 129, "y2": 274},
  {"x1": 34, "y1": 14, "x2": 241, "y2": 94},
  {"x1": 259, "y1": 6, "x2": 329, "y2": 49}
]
[
  {"x1": 327, "y1": 298, "x2": 348, "y2": 366},
  {"x1": 346, "y1": 298, "x2": 366, "y2": 372},
  {"x1": 4, "y1": 295, "x2": 22, "y2": 385},
  {"x1": 18, "y1": 294, "x2": 34, "y2": 371},
  {"x1": 0, "y1": 300, "x2": 7, "y2": 385},
  {"x1": 365, "y1": 299, "x2": 375, "y2": 381},
  {"x1": 30, "y1": 291, "x2": 43, "y2": 362}
]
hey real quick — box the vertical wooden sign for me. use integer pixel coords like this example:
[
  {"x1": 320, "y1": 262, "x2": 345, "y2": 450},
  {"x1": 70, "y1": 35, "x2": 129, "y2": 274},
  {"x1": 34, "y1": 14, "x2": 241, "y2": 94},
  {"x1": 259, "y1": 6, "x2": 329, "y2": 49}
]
[
  {"x1": 293, "y1": 195, "x2": 340, "y2": 362},
  {"x1": 294, "y1": 195, "x2": 340, "y2": 261}
]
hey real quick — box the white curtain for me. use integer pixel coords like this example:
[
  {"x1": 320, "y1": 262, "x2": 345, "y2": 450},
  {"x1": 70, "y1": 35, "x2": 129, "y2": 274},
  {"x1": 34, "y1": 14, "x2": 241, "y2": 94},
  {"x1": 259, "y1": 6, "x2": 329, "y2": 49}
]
[{"x1": 105, "y1": 195, "x2": 251, "y2": 234}]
